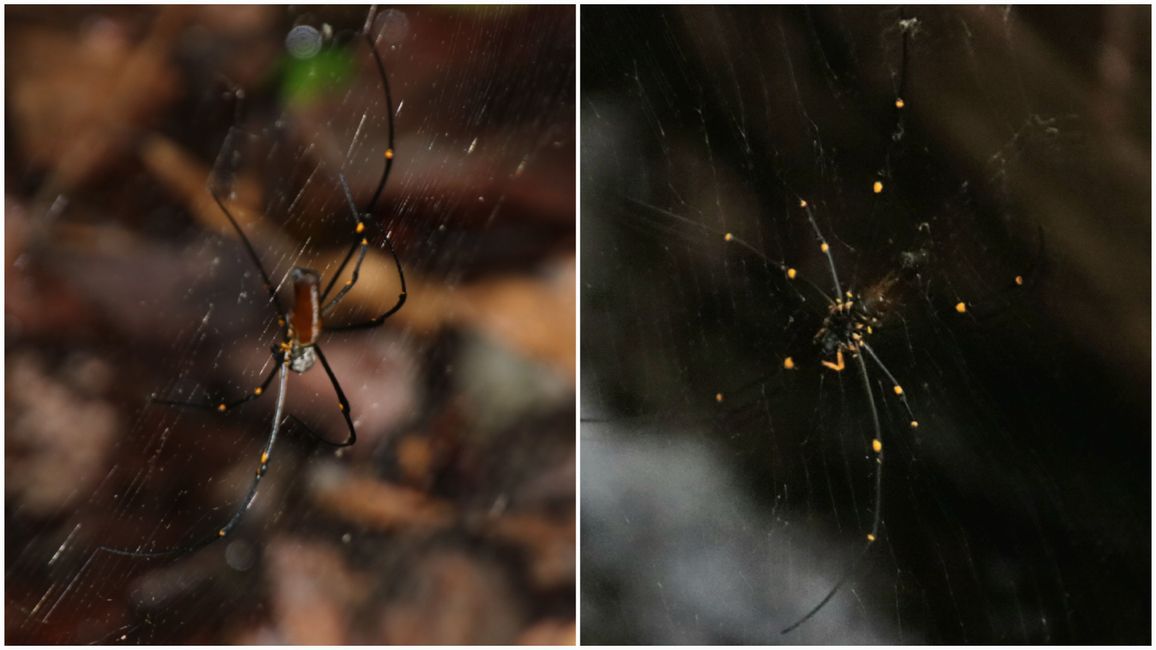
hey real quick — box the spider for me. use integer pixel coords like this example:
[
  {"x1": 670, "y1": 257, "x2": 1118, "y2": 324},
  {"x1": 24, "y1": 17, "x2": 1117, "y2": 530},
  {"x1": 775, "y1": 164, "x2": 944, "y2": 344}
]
[
  {"x1": 719, "y1": 136, "x2": 1045, "y2": 642},
  {"x1": 666, "y1": 185, "x2": 1032, "y2": 634},
  {"x1": 719, "y1": 196, "x2": 923, "y2": 634},
  {"x1": 617, "y1": 171, "x2": 1037, "y2": 634},
  {"x1": 99, "y1": 14, "x2": 406, "y2": 560},
  {"x1": 609, "y1": 15, "x2": 1040, "y2": 634}
]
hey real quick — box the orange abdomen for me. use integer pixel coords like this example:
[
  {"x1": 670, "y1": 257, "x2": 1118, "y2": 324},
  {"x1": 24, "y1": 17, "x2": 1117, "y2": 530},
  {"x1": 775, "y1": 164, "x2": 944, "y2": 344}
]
[{"x1": 290, "y1": 268, "x2": 322, "y2": 345}]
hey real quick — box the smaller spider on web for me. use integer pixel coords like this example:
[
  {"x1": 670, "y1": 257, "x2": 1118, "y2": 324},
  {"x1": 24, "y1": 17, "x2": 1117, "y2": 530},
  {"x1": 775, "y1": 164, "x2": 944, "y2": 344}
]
[
  {"x1": 609, "y1": 19, "x2": 1042, "y2": 632},
  {"x1": 628, "y1": 174, "x2": 1036, "y2": 634},
  {"x1": 706, "y1": 131, "x2": 1039, "y2": 636},
  {"x1": 719, "y1": 194, "x2": 924, "y2": 634}
]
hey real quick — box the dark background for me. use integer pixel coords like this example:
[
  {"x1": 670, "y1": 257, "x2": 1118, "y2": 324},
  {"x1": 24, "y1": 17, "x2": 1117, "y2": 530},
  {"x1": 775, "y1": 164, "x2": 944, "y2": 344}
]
[
  {"x1": 582, "y1": 6, "x2": 1148, "y2": 644},
  {"x1": 7, "y1": 5, "x2": 574, "y2": 644}
]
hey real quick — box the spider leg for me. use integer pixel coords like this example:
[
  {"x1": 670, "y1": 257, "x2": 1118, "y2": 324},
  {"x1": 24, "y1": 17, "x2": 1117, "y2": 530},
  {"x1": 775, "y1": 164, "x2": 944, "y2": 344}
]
[
  {"x1": 319, "y1": 174, "x2": 409, "y2": 328},
  {"x1": 282, "y1": 414, "x2": 352, "y2": 448},
  {"x1": 99, "y1": 359, "x2": 290, "y2": 559},
  {"x1": 855, "y1": 351, "x2": 884, "y2": 542},
  {"x1": 309, "y1": 345, "x2": 357, "y2": 447},
  {"x1": 711, "y1": 359, "x2": 797, "y2": 407},
  {"x1": 798, "y1": 200, "x2": 843, "y2": 301},
  {"x1": 782, "y1": 350, "x2": 884, "y2": 634},
  {"x1": 623, "y1": 197, "x2": 833, "y2": 308},
  {"x1": 860, "y1": 342, "x2": 919, "y2": 428},
  {"x1": 210, "y1": 175, "x2": 285, "y2": 320},
  {"x1": 781, "y1": 541, "x2": 874, "y2": 635},
  {"x1": 360, "y1": 13, "x2": 397, "y2": 216},
  {"x1": 319, "y1": 174, "x2": 373, "y2": 313},
  {"x1": 319, "y1": 22, "x2": 406, "y2": 330},
  {"x1": 151, "y1": 361, "x2": 279, "y2": 414},
  {"x1": 321, "y1": 228, "x2": 406, "y2": 331},
  {"x1": 820, "y1": 348, "x2": 846, "y2": 372},
  {"x1": 585, "y1": 355, "x2": 798, "y2": 431},
  {"x1": 150, "y1": 361, "x2": 343, "y2": 449}
]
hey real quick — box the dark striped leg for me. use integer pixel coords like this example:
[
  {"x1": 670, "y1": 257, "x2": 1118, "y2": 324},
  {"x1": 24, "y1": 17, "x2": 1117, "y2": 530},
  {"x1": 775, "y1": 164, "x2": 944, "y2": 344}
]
[
  {"x1": 151, "y1": 361, "x2": 279, "y2": 415},
  {"x1": 99, "y1": 359, "x2": 290, "y2": 559},
  {"x1": 310, "y1": 345, "x2": 356, "y2": 448}
]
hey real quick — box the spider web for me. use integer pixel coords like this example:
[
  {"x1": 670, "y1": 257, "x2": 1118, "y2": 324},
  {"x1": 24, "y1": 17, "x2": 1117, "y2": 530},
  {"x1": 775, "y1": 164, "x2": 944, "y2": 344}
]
[
  {"x1": 581, "y1": 6, "x2": 1149, "y2": 644},
  {"x1": 7, "y1": 6, "x2": 575, "y2": 643}
]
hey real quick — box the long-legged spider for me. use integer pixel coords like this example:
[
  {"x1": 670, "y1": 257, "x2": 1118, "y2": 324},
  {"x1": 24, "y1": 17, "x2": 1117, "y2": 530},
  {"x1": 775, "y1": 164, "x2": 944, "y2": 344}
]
[
  {"x1": 100, "y1": 11, "x2": 406, "y2": 560},
  {"x1": 607, "y1": 14, "x2": 1038, "y2": 633}
]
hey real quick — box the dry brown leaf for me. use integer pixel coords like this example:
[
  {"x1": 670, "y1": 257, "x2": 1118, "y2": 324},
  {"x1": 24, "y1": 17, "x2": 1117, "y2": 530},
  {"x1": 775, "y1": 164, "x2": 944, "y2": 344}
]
[
  {"x1": 9, "y1": 8, "x2": 184, "y2": 191},
  {"x1": 310, "y1": 470, "x2": 455, "y2": 532},
  {"x1": 518, "y1": 618, "x2": 577, "y2": 645},
  {"x1": 483, "y1": 512, "x2": 575, "y2": 590},
  {"x1": 263, "y1": 538, "x2": 369, "y2": 644}
]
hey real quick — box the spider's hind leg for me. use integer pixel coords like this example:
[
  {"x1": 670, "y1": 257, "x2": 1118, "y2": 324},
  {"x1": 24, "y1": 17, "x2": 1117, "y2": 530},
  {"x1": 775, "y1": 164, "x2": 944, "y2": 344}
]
[
  {"x1": 151, "y1": 360, "x2": 279, "y2": 415},
  {"x1": 279, "y1": 345, "x2": 357, "y2": 449},
  {"x1": 101, "y1": 360, "x2": 292, "y2": 560}
]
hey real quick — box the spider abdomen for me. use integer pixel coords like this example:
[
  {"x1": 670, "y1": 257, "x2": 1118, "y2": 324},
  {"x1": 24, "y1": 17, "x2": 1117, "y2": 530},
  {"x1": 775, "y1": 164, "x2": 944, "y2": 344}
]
[
  {"x1": 291, "y1": 267, "x2": 322, "y2": 345},
  {"x1": 288, "y1": 267, "x2": 322, "y2": 373}
]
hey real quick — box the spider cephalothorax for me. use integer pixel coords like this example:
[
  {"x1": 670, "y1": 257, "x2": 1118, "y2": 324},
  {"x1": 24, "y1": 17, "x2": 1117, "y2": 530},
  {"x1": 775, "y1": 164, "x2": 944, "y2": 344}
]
[{"x1": 813, "y1": 292, "x2": 878, "y2": 372}]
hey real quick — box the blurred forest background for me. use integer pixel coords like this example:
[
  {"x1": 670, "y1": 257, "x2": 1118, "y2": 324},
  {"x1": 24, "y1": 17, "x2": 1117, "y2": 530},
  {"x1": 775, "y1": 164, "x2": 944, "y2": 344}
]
[{"x1": 7, "y1": 5, "x2": 574, "y2": 644}]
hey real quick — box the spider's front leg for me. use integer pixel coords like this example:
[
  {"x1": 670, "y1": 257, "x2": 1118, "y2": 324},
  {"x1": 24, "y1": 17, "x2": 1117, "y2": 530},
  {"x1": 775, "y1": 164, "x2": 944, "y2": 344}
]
[
  {"x1": 320, "y1": 174, "x2": 407, "y2": 331},
  {"x1": 319, "y1": 28, "x2": 406, "y2": 331}
]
